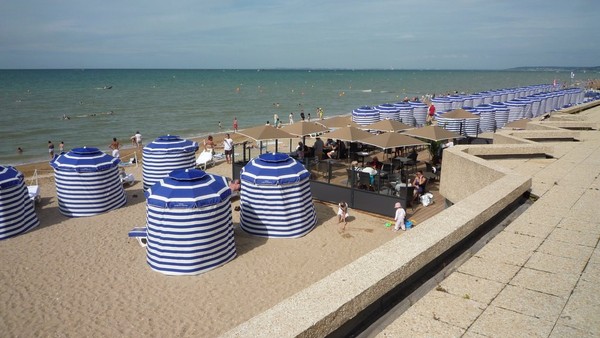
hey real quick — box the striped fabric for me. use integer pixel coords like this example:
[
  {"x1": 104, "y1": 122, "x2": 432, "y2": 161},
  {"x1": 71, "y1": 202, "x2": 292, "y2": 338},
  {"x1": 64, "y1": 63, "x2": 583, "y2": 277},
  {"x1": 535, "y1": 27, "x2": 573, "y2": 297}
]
[
  {"x1": 393, "y1": 102, "x2": 414, "y2": 126},
  {"x1": 376, "y1": 103, "x2": 399, "y2": 121},
  {"x1": 145, "y1": 169, "x2": 235, "y2": 276},
  {"x1": 0, "y1": 166, "x2": 39, "y2": 240},
  {"x1": 142, "y1": 135, "x2": 199, "y2": 190},
  {"x1": 352, "y1": 106, "x2": 380, "y2": 126},
  {"x1": 50, "y1": 147, "x2": 126, "y2": 217},
  {"x1": 240, "y1": 153, "x2": 316, "y2": 238},
  {"x1": 408, "y1": 101, "x2": 428, "y2": 127}
]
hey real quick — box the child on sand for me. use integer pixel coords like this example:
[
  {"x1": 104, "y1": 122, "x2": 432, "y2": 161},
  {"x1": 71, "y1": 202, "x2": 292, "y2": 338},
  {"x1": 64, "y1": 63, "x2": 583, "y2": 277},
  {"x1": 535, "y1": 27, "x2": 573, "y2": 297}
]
[
  {"x1": 393, "y1": 202, "x2": 406, "y2": 231},
  {"x1": 338, "y1": 201, "x2": 349, "y2": 227}
]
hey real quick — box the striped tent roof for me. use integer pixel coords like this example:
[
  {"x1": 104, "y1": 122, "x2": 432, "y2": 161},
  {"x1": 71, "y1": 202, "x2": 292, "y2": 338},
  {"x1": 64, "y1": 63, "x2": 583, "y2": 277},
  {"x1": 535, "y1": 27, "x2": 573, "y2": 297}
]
[{"x1": 50, "y1": 147, "x2": 120, "y2": 172}]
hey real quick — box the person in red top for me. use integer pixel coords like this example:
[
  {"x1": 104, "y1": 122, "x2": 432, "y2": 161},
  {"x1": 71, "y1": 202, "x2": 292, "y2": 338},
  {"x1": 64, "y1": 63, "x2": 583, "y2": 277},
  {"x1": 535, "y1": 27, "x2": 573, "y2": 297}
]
[{"x1": 426, "y1": 102, "x2": 436, "y2": 124}]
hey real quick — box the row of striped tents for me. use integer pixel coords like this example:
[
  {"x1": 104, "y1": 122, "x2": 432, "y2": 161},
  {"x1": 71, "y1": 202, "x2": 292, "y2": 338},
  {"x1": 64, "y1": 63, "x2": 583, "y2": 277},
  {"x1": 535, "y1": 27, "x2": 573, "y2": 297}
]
[{"x1": 0, "y1": 166, "x2": 39, "y2": 240}]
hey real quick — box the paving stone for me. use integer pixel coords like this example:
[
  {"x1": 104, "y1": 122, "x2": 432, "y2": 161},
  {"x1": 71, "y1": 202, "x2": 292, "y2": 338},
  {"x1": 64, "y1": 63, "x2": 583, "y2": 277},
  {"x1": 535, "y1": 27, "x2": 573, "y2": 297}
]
[
  {"x1": 549, "y1": 324, "x2": 597, "y2": 338},
  {"x1": 557, "y1": 217, "x2": 600, "y2": 235},
  {"x1": 468, "y1": 306, "x2": 554, "y2": 338},
  {"x1": 406, "y1": 289, "x2": 486, "y2": 329},
  {"x1": 458, "y1": 256, "x2": 521, "y2": 284},
  {"x1": 524, "y1": 251, "x2": 587, "y2": 275},
  {"x1": 375, "y1": 312, "x2": 465, "y2": 338},
  {"x1": 557, "y1": 279, "x2": 600, "y2": 335},
  {"x1": 491, "y1": 284, "x2": 566, "y2": 322},
  {"x1": 438, "y1": 271, "x2": 505, "y2": 305},
  {"x1": 507, "y1": 220, "x2": 556, "y2": 240},
  {"x1": 536, "y1": 239, "x2": 594, "y2": 261},
  {"x1": 474, "y1": 241, "x2": 533, "y2": 267},
  {"x1": 546, "y1": 227, "x2": 600, "y2": 248},
  {"x1": 509, "y1": 267, "x2": 579, "y2": 299},
  {"x1": 489, "y1": 231, "x2": 545, "y2": 252}
]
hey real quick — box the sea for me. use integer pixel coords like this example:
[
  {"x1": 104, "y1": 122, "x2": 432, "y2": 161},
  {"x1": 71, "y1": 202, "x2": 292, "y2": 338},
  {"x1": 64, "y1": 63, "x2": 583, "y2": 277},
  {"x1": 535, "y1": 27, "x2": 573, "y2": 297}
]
[{"x1": 0, "y1": 69, "x2": 575, "y2": 166}]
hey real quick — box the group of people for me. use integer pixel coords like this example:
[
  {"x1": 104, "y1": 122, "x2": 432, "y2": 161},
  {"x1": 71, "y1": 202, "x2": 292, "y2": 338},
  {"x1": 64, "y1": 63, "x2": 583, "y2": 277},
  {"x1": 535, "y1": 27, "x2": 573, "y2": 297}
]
[
  {"x1": 203, "y1": 133, "x2": 235, "y2": 164},
  {"x1": 337, "y1": 200, "x2": 410, "y2": 232}
]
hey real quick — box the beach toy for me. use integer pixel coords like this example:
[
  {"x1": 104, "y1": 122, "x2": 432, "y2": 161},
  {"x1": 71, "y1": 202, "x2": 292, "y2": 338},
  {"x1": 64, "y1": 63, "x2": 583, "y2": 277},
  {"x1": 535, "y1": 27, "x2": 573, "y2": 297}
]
[
  {"x1": 0, "y1": 166, "x2": 39, "y2": 240},
  {"x1": 384, "y1": 222, "x2": 392, "y2": 228}
]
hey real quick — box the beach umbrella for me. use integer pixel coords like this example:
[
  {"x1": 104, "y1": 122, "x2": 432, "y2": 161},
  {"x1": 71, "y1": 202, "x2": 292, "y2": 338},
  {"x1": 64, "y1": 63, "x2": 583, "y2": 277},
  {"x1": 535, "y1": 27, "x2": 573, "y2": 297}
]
[
  {"x1": 280, "y1": 121, "x2": 330, "y2": 137},
  {"x1": 362, "y1": 119, "x2": 412, "y2": 132},
  {"x1": 240, "y1": 153, "x2": 316, "y2": 238},
  {"x1": 361, "y1": 132, "x2": 428, "y2": 150},
  {"x1": 403, "y1": 125, "x2": 463, "y2": 142},
  {"x1": 145, "y1": 168, "x2": 235, "y2": 276},
  {"x1": 0, "y1": 166, "x2": 39, "y2": 240},
  {"x1": 237, "y1": 125, "x2": 294, "y2": 153},
  {"x1": 322, "y1": 126, "x2": 373, "y2": 143},
  {"x1": 316, "y1": 116, "x2": 360, "y2": 129},
  {"x1": 142, "y1": 135, "x2": 199, "y2": 190},
  {"x1": 50, "y1": 147, "x2": 126, "y2": 217},
  {"x1": 503, "y1": 118, "x2": 530, "y2": 130}
]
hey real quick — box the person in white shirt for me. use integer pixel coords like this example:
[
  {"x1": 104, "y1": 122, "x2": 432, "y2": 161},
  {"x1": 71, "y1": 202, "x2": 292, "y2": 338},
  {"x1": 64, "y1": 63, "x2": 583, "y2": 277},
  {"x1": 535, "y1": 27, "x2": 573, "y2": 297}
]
[
  {"x1": 223, "y1": 134, "x2": 234, "y2": 164},
  {"x1": 393, "y1": 202, "x2": 406, "y2": 231}
]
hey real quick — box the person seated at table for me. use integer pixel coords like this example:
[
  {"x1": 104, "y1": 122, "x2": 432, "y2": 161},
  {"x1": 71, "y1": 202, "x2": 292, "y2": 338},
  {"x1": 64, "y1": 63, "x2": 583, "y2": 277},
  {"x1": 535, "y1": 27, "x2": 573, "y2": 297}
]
[
  {"x1": 296, "y1": 141, "x2": 306, "y2": 159},
  {"x1": 367, "y1": 156, "x2": 383, "y2": 170},
  {"x1": 407, "y1": 148, "x2": 418, "y2": 162},
  {"x1": 325, "y1": 138, "x2": 336, "y2": 149},
  {"x1": 327, "y1": 143, "x2": 338, "y2": 159},
  {"x1": 412, "y1": 170, "x2": 427, "y2": 203},
  {"x1": 349, "y1": 161, "x2": 360, "y2": 171}
]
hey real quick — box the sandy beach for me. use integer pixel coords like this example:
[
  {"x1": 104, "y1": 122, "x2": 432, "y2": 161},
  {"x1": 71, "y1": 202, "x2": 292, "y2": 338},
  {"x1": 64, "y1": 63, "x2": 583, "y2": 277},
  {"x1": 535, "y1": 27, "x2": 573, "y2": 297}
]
[{"x1": 1, "y1": 130, "x2": 404, "y2": 337}]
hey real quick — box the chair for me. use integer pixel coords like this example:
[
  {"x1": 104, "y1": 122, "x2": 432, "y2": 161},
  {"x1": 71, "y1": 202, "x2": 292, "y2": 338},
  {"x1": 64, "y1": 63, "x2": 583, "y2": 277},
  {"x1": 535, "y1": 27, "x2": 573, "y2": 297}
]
[
  {"x1": 345, "y1": 168, "x2": 356, "y2": 187},
  {"x1": 196, "y1": 150, "x2": 214, "y2": 170},
  {"x1": 357, "y1": 171, "x2": 373, "y2": 190},
  {"x1": 128, "y1": 227, "x2": 148, "y2": 247},
  {"x1": 27, "y1": 185, "x2": 41, "y2": 203},
  {"x1": 120, "y1": 172, "x2": 135, "y2": 186},
  {"x1": 424, "y1": 162, "x2": 440, "y2": 182}
]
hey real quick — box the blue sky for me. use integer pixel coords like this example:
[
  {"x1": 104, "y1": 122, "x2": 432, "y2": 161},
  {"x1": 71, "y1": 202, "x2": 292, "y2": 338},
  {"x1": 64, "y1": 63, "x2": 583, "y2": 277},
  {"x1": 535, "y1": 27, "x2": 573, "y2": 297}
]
[{"x1": 1, "y1": 0, "x2": 598, "y2": 69}]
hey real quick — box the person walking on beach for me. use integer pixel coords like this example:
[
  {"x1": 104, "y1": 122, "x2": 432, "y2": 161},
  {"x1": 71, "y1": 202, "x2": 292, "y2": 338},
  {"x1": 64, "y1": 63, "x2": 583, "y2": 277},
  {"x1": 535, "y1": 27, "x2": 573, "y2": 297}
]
[
  {"x1": 48, "y1": 141, "x2": 55, "y2": 159},
  {"x1": 233, "y1": 117, "x2": 238, "y2": 133},
  {"x1": 135, "y1": 131, "x2": 142, "y2": 148},
  {"x1": 59, "y1": 141, "x2": 65, "y2": 153},
  {"x1": 223, "y1": 133, "x2": 234, "y2": 164},
  {"x1": 300, "y1": 111, "x2": 305, "y2": 121},
  {"x1": 109, "y1": 138, "x2": 120, "y2": 158},
  {"x1": 289, "y1": 112, "x2": 294, "y2": 124},
  {"x1": 393, "y1": 202, "x2": 406, "y2": 231},
  {"x1": 338, "y1": 201, "x2": 349, "y2": 228}
]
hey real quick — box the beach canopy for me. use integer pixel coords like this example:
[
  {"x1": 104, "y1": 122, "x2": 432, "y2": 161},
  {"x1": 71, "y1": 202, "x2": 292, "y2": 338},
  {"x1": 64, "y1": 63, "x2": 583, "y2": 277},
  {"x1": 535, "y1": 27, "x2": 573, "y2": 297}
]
[
  {"x1": 441, "y1": 109, "x2": 480, "y2": 119},
  {"x1": 145, "y1": 168, "x2": 236, "y2": 276},
  {"x1": 0, "y1": 166, "x2": 39, "y2": 240},
  {"x1": 362, "y1": 119, "x2": 412, "y2": 132},
  {"x1": 403, "y1": 125, "x2": 463, "y2": 142},
  {"x1": 142, "y1": 135, "x2": 199, "y2": 190},
  {"x1": 280, "y1": 121, "x2": 329, "y2": 137},
  {"x1": 361, "y1": 132, "x2": 428, "y2": 150},
  {"x1": 316, "y1": 116, "x2": 360, "y2": 129},
  {"x1": 237, "y1": 125, "x2": 294, "y2": 141},
  {"x1": 240, "y1": 153, "x2": 316, "y2": 238},
  {"x1": 503, "y1": 118, "x2": 530, "y2": 130},
  {"x1": 50, "y1": 147, "x2": 126, "y2": 217},
  {"x1": 322, "y1": 126, "x2": 373, "y2": 143},
  {"x1": 50, "y1": 146, "x2": 121, "y2": 172}
]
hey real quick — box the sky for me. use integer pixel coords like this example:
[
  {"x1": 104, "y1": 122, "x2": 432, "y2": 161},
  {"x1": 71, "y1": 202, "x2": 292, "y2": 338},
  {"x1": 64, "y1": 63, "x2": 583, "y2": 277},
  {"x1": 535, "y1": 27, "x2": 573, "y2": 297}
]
[{"x1": 1, "y1": 0, "x2": 599, "y2": 70}]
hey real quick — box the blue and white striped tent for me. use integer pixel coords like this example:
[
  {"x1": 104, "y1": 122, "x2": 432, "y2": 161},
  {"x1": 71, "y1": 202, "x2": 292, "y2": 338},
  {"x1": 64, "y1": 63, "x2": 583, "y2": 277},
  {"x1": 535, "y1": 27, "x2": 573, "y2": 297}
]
[
  {"x1": 0, "y1": 166, "x2": 39, "y2": 240},
  {"x1": 50, "y1": 147, "x2": 126, "y2": 217},
  {"x1": 145, "y1": 168, "x2": 235, "y2": 276},
  {"x1": 352, "y1": 106, "x2": 379, "y2": 126},
  {"x1": 376, "y1": 103, "x2": 399, "y2": 121},
  {"x1": 142, "y1": 135, "x2": 199, "y2": 190},
  {"x1": 240, "y1": 153, "x2": 316, "y2": 238}
]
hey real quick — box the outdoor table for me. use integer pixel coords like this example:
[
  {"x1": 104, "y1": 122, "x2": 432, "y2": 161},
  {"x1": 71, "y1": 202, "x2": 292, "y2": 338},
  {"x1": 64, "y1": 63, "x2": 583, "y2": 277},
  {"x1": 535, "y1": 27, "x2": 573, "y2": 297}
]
[{"x1": 356, "y1": 151, "x2": 371, "y2": 165}]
